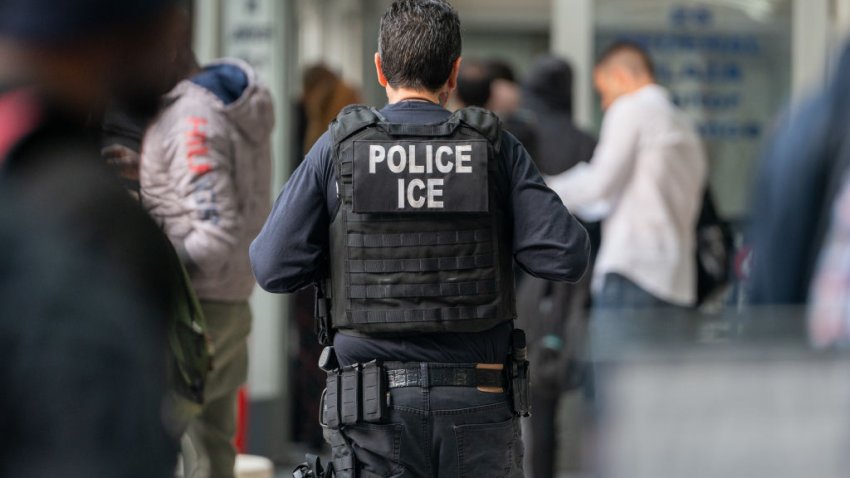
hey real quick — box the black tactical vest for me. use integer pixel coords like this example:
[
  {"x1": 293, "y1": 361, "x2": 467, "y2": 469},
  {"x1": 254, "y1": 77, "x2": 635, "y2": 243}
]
[{"x1": 325, "y1": 105, "x2": 517, "y2": 336}]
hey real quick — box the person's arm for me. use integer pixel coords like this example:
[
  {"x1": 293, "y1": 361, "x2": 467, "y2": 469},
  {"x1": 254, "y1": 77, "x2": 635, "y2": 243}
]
[
  {"x1": 156, "y1": 104, "x2": 241, "y2": 275},
  {"x1": 750, "y1": 93, "x2": 833, "y2": 304},
  {"x1": 545, "y1": 100, "x2": 640, "y2": 221},
  {"x1": 507, "y1": 133, "x2": 590, "y2": 282},
  {"x1": 250, "y1": 135, "x2": 332, "y2": 293}
]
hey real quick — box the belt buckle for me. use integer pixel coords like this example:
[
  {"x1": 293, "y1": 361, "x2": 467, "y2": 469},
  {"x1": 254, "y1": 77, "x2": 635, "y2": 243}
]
[{"x1": 475, "y1": 363, "x2": 504, "y2": 394}]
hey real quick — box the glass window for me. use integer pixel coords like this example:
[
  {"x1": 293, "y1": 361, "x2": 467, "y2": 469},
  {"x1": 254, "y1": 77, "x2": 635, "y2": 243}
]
[{"x1": 595, "y1": 0, "x2": 793, "y2": 218}]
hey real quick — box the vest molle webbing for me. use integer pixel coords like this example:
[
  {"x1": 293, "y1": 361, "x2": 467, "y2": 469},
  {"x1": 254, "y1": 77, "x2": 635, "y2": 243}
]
[{"x1": 326, "y1": 105, "x2": 517, "y2": 336}]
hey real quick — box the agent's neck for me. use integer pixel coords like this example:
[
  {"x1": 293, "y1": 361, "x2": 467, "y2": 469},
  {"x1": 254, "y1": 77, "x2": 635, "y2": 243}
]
[{"x1": 386, "y1": 86, "x2": 442, "y2": 105}]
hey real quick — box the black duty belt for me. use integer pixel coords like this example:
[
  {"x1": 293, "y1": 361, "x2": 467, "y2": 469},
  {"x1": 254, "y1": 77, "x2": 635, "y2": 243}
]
[
  {"x1": 322, "y1": 359, "x2": 516, "y2": 430},
  {"x1": 384, "y1": 364, "x2": 505, "y2": 390}
]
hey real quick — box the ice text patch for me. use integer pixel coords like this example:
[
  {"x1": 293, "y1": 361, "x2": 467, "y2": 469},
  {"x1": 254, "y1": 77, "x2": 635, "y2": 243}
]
[{"x1": 352, "y1": 140, "x2": 488, "y2": 213}]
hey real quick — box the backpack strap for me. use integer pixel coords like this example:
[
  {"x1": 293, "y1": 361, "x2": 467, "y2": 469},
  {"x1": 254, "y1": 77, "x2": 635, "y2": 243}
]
[{"x1": 0, "y1": 88, "x2": 42, "y2": 166}]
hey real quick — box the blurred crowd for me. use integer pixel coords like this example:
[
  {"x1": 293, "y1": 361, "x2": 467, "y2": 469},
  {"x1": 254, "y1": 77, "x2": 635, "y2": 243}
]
[{"x1": 4, "y1": 0, "x2": 850, "y2": 477}]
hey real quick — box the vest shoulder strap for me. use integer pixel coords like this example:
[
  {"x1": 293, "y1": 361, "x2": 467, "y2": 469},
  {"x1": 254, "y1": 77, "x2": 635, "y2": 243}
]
[
  {"x1": 330, "y1": 104, "x2": 502, "y2": 153},
  {"x1": 330, "y1": 104, "x2": 385, "y2": 147},
  {"x1": 453, "y1": 106, "x2": 502, "y2": 152}
]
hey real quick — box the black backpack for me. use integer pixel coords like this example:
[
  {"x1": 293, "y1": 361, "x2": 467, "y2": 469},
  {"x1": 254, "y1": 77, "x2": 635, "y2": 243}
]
[{"x1": 695, "y1": 188, "x2": 734, "y2": 305}]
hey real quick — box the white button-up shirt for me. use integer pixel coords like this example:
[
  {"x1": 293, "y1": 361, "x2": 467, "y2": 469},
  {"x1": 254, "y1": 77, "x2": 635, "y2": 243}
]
[{"x1": 547, "y1": 84, "x2": 707, "y2": 305}]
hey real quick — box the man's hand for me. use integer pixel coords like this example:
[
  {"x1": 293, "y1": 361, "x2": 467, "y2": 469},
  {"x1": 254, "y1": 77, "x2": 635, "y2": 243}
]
[{"x1": 102, "y1": 144, "x2": 141, "y2": 182}]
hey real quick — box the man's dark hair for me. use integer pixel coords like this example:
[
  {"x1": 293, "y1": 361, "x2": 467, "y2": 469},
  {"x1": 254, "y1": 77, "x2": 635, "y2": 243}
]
[
  {"x1": 596, "y1": 40, "x2": 655, "y2": 78},
  {"x1": 378, "y1": 0, "x2": 462, "y2": 92},
  {"x1": 456, "y1": 58, "x2": 493, "y2": 107},
  {"x1": 487, "y1": 59, "x2": 516, "y2": 83}
]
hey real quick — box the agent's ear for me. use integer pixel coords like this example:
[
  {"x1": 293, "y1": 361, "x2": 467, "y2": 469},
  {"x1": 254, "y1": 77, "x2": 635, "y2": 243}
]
[
  {"x1": 445, "y1": 56, "x2": 462, "y2": 91},
  {"x1": 374, "y1": 52, "x2": 388, "y2": 88}
]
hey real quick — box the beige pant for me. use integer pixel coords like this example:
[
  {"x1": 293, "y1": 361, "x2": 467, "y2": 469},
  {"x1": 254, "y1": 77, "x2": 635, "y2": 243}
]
[{"x1": 183, "y1": 300, "x2": 252, "y2": 478}]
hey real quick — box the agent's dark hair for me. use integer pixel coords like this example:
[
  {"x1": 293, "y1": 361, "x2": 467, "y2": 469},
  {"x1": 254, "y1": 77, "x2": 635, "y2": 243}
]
[
  {"x1": 456, "y1": 58, "x2": 492, "y2": 107},
  {"x1": 596, "y1": 40, "x2": 655, "y2": 78},
  {"x1": 378, "y1": 0, "x2": 462, "y2": 92}
]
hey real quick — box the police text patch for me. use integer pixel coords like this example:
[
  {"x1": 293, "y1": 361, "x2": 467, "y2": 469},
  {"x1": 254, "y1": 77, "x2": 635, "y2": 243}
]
[{"x1": 352, "y1": 140, "x2": 489, "y2": 213}]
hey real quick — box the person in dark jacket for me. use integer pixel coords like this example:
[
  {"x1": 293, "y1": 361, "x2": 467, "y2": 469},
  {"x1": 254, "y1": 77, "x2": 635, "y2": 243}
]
[
  {"x1": 0, "y1": 0, "x2": 185, "y2": 475},
  {"x1": 0, "y1": 189, "x2": 172, "y2": 478},
  {"x1": 749, "y1": 43, "x2": 850, "y2": 306},
  {"x1": 518, "y1": 54, "x2": 600, "y2": 478},
  {"x1": 456, "y1": 58, "x2": 494, "y2": 110},
  {"x1": 522, "y1": 55, "x2": 597, "y2": 176}
]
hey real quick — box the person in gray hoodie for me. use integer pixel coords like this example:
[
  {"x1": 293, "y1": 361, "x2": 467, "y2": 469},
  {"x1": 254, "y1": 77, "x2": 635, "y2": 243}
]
[{"x1": 140, "y1": 39, "x2": 274, "y2": 477}]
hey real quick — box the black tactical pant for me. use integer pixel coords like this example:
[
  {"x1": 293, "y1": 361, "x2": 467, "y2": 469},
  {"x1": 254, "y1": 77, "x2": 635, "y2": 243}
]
[{"x1": 323, "y1": 379, "x2": 525, "y2": 478}]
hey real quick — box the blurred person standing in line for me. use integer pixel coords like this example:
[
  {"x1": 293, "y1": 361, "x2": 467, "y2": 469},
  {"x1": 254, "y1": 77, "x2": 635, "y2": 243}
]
[
  {"x1": 455, "y1": 58, "x2": 494, "y2": 110},
  {"x1": 518, "y1": 55, "x2": 599, "y2": 478},
  {"x1": 547, "y1": 41, "x2": 706, "y2": 309},
  {"x1": 102, "y1": 55, "x2": 215, "y2": 447},
  {"x1": 751, "y1": 44, "x2": 850, "y2": 307},
  {"x1": 458, "y1": 55, "x2": 597, "y2": 478},
  {"x1": 486, "y1": 59, "x2": 540, "y2": 161},
  {"x1": 297, "y1": 64, "x2": 362, "y2": 157},
  {"x1": 770, "y1": 44, "x2": 850, "y2": 340},
  {"x1": 456, "y1": 58, "x2": 538, "y2": 160},
  {"x1": 486, "y1": 59, "x2": 522, "y2": 117},
  {"x1": 523, "y1": 56, "x2": 597, "y2": 177},
  {"x1": 0, "y1": 191, "x2": 173, "y2": 478},
  {"x1": 140, "y1": 30, "x2": 275, "y2": 478},
  {"x1": 0, "y1": 0, "x2": 187, "y2": 475},
  {"x1": 290, "y1": 64, "x2": 362, "y2": 450}
]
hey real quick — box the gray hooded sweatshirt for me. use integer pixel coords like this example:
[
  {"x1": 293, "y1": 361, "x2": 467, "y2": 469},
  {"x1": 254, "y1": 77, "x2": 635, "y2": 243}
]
[{"x1": 141, "y1": 58, "x2": 274, "y2": 301}]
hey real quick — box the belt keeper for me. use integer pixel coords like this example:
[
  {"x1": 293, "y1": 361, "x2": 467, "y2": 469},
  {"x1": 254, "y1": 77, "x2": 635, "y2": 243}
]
[{"x1": 419, "y1": 362, "x2": 429, "y2": 389}]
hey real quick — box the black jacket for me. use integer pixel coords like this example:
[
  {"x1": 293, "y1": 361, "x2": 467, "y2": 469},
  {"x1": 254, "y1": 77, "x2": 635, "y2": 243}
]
[
  {"x1": 251, "y1": 100, "x2": 590, "y2": 365},
  {"x1": 522, "y1": 56, "x2": 597, "y2": 176}
]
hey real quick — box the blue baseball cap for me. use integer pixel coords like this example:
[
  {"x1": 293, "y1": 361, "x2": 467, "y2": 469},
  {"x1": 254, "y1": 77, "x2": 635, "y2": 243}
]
[{"x1": 0, "y1": 0, "x2": 178, "y2": 44}]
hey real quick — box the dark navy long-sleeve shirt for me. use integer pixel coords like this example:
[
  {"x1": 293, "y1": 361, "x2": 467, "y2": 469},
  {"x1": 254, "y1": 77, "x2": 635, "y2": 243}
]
[{"x1": 250, "y1": 101, "x2": 589, "y2": 365}]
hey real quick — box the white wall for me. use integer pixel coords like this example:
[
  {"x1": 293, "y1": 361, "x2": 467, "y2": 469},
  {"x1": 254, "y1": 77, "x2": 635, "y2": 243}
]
[
  {"x1": 551, "y1": 0, "x2": 595, "y2": 130},
  {"x1": 296, "y1": 0, "x2": 366, "y2": 91},
  {"x1": 453, "y1": 0, "x2": 550, "y2": 30},
  {"x1": 792, "y1": 0, "x2": 831, "y2": 100}
]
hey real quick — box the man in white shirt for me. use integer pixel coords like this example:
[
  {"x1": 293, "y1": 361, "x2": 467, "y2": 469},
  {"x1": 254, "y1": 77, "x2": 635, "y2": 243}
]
[{"x1": 547, "y1": 41, "x2": 706, "y2": 308}]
